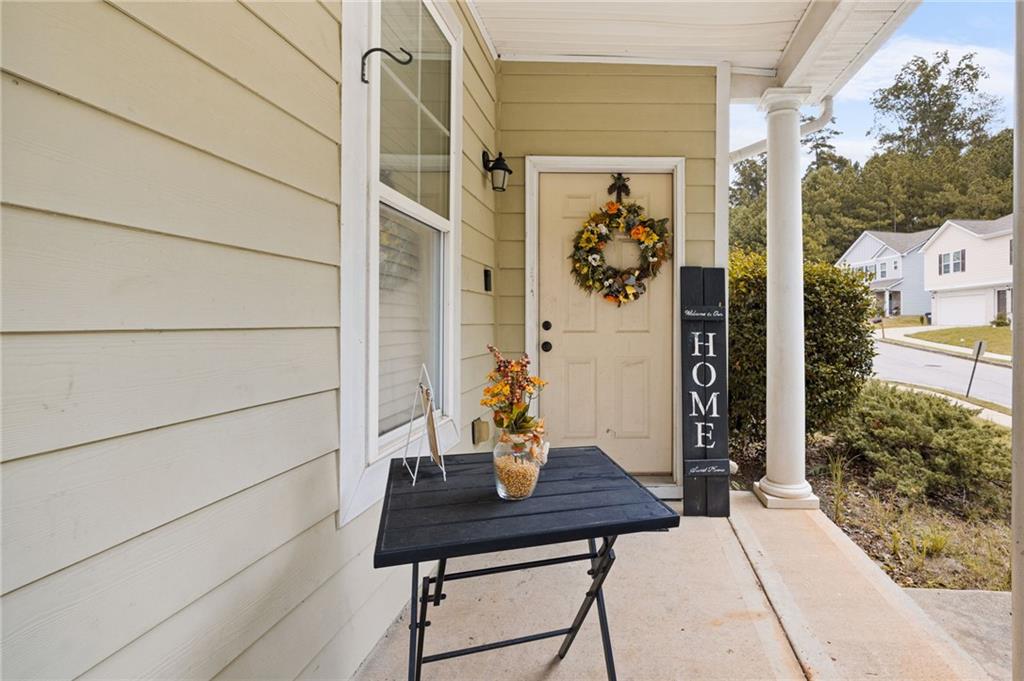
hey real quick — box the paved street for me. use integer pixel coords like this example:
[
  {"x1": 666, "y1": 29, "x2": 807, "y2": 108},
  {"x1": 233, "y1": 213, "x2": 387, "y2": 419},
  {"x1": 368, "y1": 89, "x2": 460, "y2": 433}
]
[{"x1": 872, "y1": 341, "x2": 1012, "y2": 408}]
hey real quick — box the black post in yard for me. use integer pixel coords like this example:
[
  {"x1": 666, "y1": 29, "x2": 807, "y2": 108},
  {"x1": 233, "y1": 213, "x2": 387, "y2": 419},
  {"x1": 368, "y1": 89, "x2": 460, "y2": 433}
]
[{"x1": 966, "y1": 339, "x2": 986, "y2": 398}]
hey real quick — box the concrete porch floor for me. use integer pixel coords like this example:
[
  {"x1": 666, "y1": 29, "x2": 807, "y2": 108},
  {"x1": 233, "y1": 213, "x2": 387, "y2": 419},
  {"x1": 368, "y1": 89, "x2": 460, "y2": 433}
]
[{"x1": 350, "y1": 493, "x2": 991, "y2": 681}]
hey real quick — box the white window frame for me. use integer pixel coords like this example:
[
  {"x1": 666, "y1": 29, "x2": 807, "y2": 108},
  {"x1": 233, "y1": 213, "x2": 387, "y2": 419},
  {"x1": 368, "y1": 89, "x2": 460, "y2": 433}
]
[
  {"x1": 941, "y1": 252, "x2": 951, "y2": 274},
  {"x1": 340, "y1": 0, "x2": 463, "y2": 525},
  {"x1": 879, "y1": 261, "x2": 887, "y2": 279},
  {"x1": 952, "y1": 249, "x2": 963, "y2": 273}
]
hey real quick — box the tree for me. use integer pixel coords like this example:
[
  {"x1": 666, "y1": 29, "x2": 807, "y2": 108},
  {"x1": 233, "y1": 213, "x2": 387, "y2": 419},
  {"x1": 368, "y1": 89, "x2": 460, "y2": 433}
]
[
  {"x1": 728, "y1": 49, "x2": 1012, "y2": 263},
  {"x1": 869, "y1": 50, "x2": 1000, "y2": 155},
  {"x1": 802, "y1": 117, "x2": 850, "y2": 173},
  {"x1": 730, "y1": 153, "x2": 766, "y2": 207}
]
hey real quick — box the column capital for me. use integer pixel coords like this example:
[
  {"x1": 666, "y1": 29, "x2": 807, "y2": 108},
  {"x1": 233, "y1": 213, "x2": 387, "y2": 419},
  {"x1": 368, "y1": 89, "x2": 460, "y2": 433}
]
[{"x1": 758, "y1": 87, "x2": 813, "y2": 113}]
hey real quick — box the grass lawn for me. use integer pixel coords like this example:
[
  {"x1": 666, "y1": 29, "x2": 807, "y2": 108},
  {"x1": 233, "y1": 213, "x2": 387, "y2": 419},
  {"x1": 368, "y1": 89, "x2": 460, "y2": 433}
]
[
  {"x1": 874, "y1": 314, "x2": 929, "y2": 329},
  {"x1": 907, "y1": 325, "x2": 1012, "y2": 356}
]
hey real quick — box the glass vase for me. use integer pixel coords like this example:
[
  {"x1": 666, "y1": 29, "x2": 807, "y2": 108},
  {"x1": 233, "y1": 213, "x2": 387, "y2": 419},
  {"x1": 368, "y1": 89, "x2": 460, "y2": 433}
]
[{"x1": 492, "y1": 430, "x2": 546, "y2": 500}]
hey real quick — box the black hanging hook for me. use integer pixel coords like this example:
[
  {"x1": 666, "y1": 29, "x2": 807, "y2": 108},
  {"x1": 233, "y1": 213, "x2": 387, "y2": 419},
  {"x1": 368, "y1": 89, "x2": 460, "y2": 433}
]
[
  {"x1": 608, "y1": 173, "x2": 631, "y2": 203},
  {"x1": 361, "y1": 46, "x2": 414, "y2": 84}
]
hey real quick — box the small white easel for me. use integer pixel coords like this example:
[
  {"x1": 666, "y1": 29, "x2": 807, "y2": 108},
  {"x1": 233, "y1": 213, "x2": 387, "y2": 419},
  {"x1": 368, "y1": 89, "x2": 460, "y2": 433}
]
[{"x1": 401, "y1": 364, "x2": 457, "y2": 485}]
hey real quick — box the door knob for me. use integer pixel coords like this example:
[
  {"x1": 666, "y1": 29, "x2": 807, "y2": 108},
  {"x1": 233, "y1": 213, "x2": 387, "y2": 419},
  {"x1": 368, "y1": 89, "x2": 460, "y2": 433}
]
[
  {"x1": 541, "y1": 341, "x2": 553, "y2": 352},
  {"x1": 542, "y1": 320, "x2": 552, "y2": 330}
]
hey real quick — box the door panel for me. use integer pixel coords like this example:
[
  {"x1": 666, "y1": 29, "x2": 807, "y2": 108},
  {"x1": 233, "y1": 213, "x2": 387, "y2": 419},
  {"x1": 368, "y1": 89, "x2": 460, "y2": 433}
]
[{"x1": 538, "y1": 172, "x2": 674, "y2": 474}]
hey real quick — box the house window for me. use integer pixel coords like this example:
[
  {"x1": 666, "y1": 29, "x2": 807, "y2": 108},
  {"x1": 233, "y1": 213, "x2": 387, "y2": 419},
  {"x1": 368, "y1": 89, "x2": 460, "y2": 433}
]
[
  {"x1": 939, "y1": 249, "x2": 966, "y2": 275},
  {"x1": 379, "y1": 0, "x2": 451, "y2": 218},
  {"x1": 378, "y1": 205, "x2": 443, "y2": 434},
  {"x1": 879, "y1": 262, "x2": 887, "y2": 279},
  {"x1": 374, "y1": 0, "x2": 455, "y2": 441}
]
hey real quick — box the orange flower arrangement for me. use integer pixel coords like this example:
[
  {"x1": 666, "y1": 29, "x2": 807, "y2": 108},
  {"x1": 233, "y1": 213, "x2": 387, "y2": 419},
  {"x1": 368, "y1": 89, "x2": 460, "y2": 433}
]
[{"x1": 481, "y1": 345, "x2": 547, "y2": 434}]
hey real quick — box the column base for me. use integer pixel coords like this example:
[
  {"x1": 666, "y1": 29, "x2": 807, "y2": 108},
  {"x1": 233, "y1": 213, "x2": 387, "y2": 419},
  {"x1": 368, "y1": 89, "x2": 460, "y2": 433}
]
[{"x1": 753, "y1": 482, "x2": 820, "y2": 510}]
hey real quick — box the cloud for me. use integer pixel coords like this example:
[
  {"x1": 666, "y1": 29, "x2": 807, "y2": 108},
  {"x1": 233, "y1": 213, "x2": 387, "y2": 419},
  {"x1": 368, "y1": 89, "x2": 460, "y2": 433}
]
[
  {"x1": 838, "y1": 35, "x2": 1014, "y2": 111},
  {"x1": 833, "y1": 136, "x2": 879, "y2": 164}
]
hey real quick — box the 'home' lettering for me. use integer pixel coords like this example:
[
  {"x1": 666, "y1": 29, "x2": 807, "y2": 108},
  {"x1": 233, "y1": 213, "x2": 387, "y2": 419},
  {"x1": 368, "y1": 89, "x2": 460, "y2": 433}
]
[{"x1": 689, "y1": 331, "x2": 720, "y2": 449}]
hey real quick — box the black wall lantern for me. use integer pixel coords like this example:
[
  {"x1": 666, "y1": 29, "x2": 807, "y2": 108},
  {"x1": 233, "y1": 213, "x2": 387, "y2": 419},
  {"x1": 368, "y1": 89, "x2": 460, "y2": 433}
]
[{"x1": 482, "y1": 151, "x2": 513, "y2": 192}]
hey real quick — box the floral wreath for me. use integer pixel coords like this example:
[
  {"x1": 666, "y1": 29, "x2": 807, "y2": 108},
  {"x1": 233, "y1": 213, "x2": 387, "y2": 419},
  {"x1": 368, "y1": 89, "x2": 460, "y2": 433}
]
[{"x1": 569, "y1": 175, "x2": 672, "y2": 305}]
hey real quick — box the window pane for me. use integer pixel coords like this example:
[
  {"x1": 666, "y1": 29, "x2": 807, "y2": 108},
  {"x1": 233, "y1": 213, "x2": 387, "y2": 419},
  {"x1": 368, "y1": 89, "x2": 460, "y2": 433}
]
[
  {"x1": 380, "y1": 0, "x2": 451, "y2": 218},
  {"x1": 378, "y1": 205, "x2": 443, "y2": 435}
]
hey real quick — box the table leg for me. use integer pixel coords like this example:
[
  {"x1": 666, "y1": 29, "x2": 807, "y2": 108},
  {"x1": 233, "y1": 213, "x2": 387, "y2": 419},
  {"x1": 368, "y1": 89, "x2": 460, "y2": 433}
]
[
  {"x1": 415, "y1": 574, "x2": 431, "y2": 681},
  {"x1": 433, "y1": 558, "x2": 447, "y2": 606},
  {"x1": 592, "y1": 538, "x2": 617, "y2": 681},
  {"x1": 557, "y1": 535, "x2": 617, "y2": 680},
  {"x1": 408, "y1": 562, "x2": 419, "y2": 681}
]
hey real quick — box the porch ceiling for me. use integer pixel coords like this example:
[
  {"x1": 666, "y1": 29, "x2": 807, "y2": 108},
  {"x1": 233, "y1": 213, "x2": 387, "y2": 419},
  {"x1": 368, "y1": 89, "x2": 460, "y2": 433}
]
[{"x1": 467, "y1": 0, "x2": 919, "y2": 102}]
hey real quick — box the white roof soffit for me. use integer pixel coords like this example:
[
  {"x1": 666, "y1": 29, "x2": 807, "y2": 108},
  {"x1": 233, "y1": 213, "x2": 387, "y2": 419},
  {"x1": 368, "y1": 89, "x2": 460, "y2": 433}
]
[{"x1": 467, "y1": 0, "x2": 920, "y2": 103}]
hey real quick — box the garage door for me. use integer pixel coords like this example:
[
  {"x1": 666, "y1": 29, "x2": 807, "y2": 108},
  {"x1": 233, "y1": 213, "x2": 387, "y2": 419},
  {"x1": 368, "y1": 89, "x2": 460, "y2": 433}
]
[{"x1": 934, "y1": 292, "x2": 988, "y2": 326}]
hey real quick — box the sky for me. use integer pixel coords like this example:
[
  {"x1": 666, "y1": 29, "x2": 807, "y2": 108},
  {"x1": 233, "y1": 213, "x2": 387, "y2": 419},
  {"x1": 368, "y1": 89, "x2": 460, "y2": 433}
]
[{"x1": 730, "y1": 0, "x2": 1017, "y2": 167}]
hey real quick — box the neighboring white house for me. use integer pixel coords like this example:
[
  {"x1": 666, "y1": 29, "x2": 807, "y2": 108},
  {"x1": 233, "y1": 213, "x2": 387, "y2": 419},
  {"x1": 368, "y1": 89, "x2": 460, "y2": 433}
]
[
  {"x1": 921, "y1": 215, "x2": 1014, "y2": 326},
  {"x1": 835, "y1": 228, "x2": 937, "y2": 317}
]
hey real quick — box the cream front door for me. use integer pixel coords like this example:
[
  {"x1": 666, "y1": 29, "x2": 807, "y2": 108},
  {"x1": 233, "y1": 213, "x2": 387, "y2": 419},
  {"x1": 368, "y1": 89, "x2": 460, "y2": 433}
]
[{"x1": 537, "y1": 172, "x2": 674, "y2": 474}]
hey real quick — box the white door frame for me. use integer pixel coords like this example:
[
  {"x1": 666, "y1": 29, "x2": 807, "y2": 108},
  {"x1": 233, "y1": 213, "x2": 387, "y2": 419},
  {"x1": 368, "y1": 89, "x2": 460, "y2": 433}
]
[{"x1": 525, "y1": 156, "x2": 686, "y2": 498}]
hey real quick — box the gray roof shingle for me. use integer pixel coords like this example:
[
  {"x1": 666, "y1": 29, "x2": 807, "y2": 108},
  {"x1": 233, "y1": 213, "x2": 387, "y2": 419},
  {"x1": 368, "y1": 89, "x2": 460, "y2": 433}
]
[
  {"x1": 947, "y1": 214, "x2": 1013, "y2": 236},
  {"x1": 864, "y1": 228, "x2": 937, "y2": 254}
]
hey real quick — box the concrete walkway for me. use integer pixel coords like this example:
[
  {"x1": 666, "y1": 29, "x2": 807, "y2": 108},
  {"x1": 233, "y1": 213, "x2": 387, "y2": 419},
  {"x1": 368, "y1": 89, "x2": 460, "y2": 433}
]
[
  {"x1": 907, "y1": 589, "x2": 1011, "y2": 681},
  {"x1": 876, "y1": 326, "x2": 1012, "y2": 364},
  {"x1": 352, "y1": 493, "x2": 990, "y2": 681}
]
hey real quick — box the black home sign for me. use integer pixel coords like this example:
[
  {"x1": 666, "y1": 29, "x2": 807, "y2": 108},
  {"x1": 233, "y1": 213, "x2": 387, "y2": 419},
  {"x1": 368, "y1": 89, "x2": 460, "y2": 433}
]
[{"x1": 680, "y1": 267, "x2": 729, "y2": 517}]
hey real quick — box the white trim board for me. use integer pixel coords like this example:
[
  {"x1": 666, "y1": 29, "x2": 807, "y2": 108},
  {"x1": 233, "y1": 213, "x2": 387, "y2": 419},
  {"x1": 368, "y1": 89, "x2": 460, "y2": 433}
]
[
  {"x1": 929, "y1": 280, "x2": 1013, "y2": 294},
  {"x1": 339, "y1": 0, "x2": 464, "y2": 526},
  {"x1": 524, "y1": 156, "x2": 687, "y2": 498}
]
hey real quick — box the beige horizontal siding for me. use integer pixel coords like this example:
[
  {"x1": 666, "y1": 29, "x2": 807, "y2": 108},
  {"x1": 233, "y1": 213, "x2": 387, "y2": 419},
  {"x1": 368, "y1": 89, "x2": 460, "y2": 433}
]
[
  {"x1": 1, "y1": 206, "x2": 340, "y2": 332},
  {"x1": 213, "y1": 503, "x2": 407, "y2": 680},
  {"x1": 2, "y1": 1, "x2": 339, "y2": 202},
  {"x1": 453, "y1": 0, "x2": 499, "y2": 452},
  {"x1": 110, "y1": 0, "x2": 342, "y2": 141},
  {"x1": 2, "y1": 392, "x2": 338, "y2": 594},
  {"x1": 494, "y1": 61, "x2": 718, "y2": 355},
  {"x1": 240, "y1": 1, "x2": 341, "y2": 81},
  {"x1": 2, "y1": 454, "x2": 337, "y2": 680},
  {"x1": 80, "y1": 514, "x2": 343, "y2": 680},
  {"x1": 2, "y1": 328, "x2": 339, "y2": 461},
  {"x1": 0, "y1": 3, "x2": 346, "y2": 679},
  {"x1": 1, "y1": 74, "x2": 339, "y2": 264}
]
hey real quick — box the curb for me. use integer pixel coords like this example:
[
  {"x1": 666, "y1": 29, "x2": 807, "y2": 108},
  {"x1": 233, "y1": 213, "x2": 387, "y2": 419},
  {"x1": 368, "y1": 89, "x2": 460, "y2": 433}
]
[
  {"x1": 882, "y1": 381, "x2": 1012, "y2": 427},
  {"x1": 876, "y1": 337, "x2": 1012, "y2": 368}
]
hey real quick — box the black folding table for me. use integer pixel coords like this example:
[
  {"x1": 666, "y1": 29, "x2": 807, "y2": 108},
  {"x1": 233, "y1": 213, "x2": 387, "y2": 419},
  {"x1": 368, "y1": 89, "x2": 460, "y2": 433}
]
[{"x1": 374, "y1": 446, "x2": 680, "y2": 681}]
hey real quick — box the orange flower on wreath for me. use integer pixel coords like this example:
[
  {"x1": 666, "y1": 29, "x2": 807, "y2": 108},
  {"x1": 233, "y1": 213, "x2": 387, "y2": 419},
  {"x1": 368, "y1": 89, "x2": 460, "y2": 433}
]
[
  {"x1": 605, "y1": 201, "x2": 620, "y2": 214},
  {"x1": 629, "y1": 226, "x2": 646, "y2": 240}
]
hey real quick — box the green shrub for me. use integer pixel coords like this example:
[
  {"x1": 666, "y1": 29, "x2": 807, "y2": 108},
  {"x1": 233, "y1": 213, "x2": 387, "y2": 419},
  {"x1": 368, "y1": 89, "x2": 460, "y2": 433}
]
[
  {"x1": 991, "y1": 313, "x2": 1010, "y2": 327},
  {"x1": 728, "y1": 250, "x2": 875, "y2": 445},
  {"x1": 834, "y1": 382, "x2": 1011, "y2": 518}
]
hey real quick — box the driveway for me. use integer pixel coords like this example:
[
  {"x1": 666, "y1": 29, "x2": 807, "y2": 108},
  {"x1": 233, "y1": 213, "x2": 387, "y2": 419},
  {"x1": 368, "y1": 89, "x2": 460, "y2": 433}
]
[{"x1": 873, "y1": 340, "x2": 1012, "y2": 408}]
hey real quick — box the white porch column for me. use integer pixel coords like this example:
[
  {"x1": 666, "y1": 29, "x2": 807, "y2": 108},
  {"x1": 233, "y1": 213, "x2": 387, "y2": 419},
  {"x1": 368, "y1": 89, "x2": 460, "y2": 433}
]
[
  {"x1": 754, "y1": 87, "x2": 819, "y2": 510},
  {"x1": 1010, "y1": 2, "x2": 1022, "y2": 676}
]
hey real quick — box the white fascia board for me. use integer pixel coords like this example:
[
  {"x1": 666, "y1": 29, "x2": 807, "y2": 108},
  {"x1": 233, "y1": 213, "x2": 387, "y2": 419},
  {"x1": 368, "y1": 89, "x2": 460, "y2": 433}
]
[{"x1": 928, "y1": 280, "x2": 1013, "y2": 294}]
